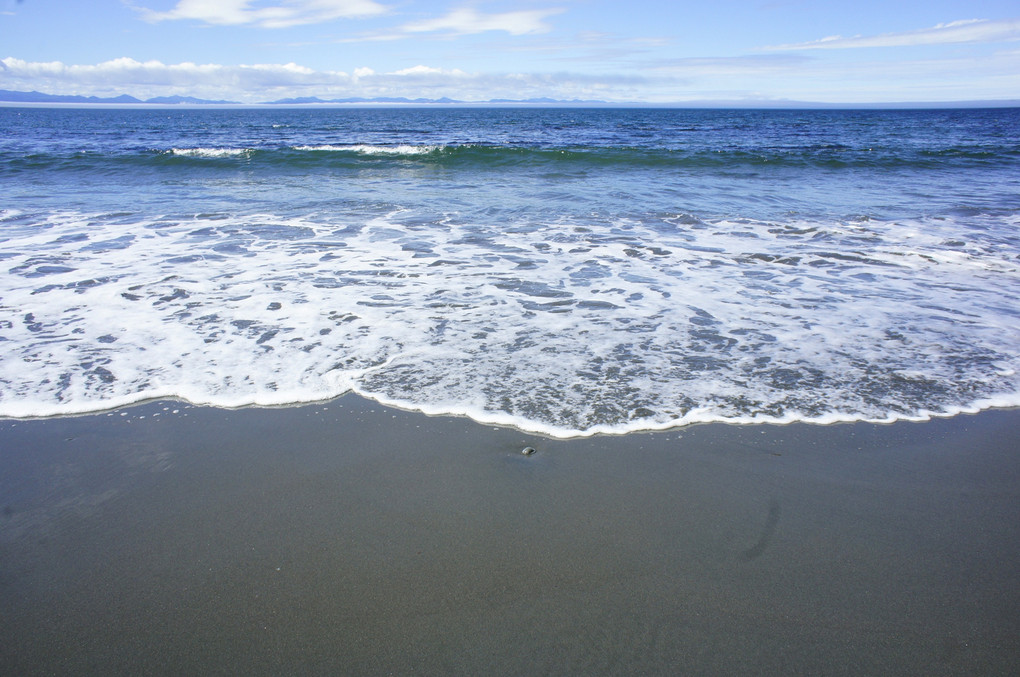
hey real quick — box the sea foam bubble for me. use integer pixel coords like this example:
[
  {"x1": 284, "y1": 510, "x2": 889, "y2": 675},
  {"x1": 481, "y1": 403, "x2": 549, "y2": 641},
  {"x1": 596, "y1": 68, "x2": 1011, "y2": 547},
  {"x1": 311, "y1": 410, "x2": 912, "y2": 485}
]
[
  {"x1": 292, "y1": 144, "x2": 442, "y2": 155},
  {"x1": 2, "y1": 208, "x2": 1019, "y2": 436},
  {"x1": 166, "y1": 147, "x2": 252, "y2": 158}
]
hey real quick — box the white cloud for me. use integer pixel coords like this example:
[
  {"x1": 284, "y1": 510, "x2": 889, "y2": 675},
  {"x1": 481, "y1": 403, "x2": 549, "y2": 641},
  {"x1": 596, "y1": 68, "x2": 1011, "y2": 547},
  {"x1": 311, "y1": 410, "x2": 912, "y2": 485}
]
[
  {"x1": 139, "y1": 0, "x2": 389, "y2": 29},
  {"x1": 399, "y1": 7, "x2": 562, "y2": 36},
  {"x1": 393, "y1": 65, "x2": 445, "y2": 76},
  {"x1": 0, "y1": 56, "x2": 349, "y2": 97},
  {"x1": 644, "y1": 54, "x2": 811, "y2": 75},
  {"x1": 766, "y1": 18, "x2": 1020, "y2": 50}
]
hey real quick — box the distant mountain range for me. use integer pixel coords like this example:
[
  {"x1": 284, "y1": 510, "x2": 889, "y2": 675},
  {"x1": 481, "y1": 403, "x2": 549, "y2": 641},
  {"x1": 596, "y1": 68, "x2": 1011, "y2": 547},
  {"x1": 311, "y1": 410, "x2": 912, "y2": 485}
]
[
  {"x1": 0, "y1": 89, "x2": 607, "y2": 106},
  {"x1": 0, "y1": 89, "x2": 239, "y2": 105},
  {"x1": 263, "y1": 95, "x2": 612, "y2": 105},
  {"x1": 1, "y1": 88, "x2": 1017, "y2": 109}
]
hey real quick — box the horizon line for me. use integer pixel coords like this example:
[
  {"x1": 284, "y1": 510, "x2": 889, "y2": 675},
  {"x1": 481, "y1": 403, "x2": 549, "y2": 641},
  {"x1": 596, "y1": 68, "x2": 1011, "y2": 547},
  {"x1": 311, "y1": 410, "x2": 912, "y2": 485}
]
[{"x1": 1, "y1": 89, "x2": 1018, "y2": 110}]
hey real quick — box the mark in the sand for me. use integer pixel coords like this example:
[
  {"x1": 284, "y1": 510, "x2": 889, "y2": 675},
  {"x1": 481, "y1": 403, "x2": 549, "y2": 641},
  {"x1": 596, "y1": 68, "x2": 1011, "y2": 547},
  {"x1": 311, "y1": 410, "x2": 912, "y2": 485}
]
[{"x1": 742, "y1": 498, "x2": 780, "y2": 561}]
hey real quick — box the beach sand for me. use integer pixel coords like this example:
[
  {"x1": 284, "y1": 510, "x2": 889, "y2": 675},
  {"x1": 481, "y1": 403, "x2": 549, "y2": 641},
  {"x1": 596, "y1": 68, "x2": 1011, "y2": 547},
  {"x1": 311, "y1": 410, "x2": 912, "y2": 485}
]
[{"x1": 1, "y1": 394, "x2": 1018, "y2": 675}]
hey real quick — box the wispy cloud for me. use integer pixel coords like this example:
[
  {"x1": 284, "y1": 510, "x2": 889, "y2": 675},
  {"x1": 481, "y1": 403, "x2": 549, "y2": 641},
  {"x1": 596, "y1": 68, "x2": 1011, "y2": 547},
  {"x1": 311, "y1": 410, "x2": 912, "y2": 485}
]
[
  {"x1": 338, "y1": 5, "x2": 564, "y2": 42},
  {"x1": 135, "y1": 2, "x2": 561, "y2": 36},
  {"x1": 399, "y1": 7, "x2": 562, "y2": 36},
  {"x1": 646, "y1": 54, "x2": 811, "y2": 74},
  {"x1": 137, "y1": 0, "x2": 389, "y2": 29},
  {"x1": 477, "y1": 30, "x2": 671, "y2": 64},
  {"x1": 765, "y1": 18, "x2": 1020, "y2": 50}
]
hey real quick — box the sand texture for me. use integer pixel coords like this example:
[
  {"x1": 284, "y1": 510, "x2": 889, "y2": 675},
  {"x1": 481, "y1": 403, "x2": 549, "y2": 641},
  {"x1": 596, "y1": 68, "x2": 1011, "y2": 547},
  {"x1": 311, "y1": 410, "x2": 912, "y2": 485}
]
[{"x1": 2, "y1": 395, "x2": 1019, "y2": 675}]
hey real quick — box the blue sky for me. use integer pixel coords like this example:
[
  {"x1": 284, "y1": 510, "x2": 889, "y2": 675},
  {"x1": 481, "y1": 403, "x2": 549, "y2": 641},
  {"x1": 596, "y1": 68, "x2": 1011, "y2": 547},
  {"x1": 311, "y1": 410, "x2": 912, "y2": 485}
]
[{"x1": 1, "y1": 0, "x2": 1018, "y2": 103}]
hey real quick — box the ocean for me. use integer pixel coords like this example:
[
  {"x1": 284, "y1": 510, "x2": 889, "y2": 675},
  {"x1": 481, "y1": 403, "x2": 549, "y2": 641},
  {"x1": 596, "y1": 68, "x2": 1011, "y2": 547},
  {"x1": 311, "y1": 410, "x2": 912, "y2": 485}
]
[{"x1": 1, "y1": 106, "x2": 1019, "y2": 436}]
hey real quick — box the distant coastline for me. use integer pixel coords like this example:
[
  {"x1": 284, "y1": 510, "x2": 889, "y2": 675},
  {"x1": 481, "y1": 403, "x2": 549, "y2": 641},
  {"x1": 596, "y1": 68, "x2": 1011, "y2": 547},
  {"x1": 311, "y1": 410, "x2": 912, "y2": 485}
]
[{"x1": 1, "y1": 88, "x2": 1017, "y2": 109}]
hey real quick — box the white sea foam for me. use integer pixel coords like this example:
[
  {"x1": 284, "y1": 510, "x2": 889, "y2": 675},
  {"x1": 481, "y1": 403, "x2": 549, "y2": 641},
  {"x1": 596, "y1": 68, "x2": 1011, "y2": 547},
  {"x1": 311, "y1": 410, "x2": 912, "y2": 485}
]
[
  {"x1": 2, "y1": 209, "x2": 1019, "y2": 435},
  {"x1": 293, "y1": 144, "x2": 441, "y2": 155},
  {"x1": 167, "y1": 147, "x2": 252, "y2": 157}
]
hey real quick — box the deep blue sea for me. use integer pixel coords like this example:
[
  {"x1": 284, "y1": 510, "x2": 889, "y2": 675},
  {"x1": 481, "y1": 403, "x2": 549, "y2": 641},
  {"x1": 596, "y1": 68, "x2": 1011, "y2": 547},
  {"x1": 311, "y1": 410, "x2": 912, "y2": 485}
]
[{"x1": 2, "y1": 106, "x2": 1019, "y2": 435}]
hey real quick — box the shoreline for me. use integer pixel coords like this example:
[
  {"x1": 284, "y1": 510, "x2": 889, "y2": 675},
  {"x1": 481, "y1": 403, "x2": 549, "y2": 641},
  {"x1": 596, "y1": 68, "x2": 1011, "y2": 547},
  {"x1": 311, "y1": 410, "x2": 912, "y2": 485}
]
[
  {"x1": 4, "y1": 389, "x2": 1019, "y2": 439},
  {"x1": 2, "y1": 394, "x2": 1019, "y2": 674}
]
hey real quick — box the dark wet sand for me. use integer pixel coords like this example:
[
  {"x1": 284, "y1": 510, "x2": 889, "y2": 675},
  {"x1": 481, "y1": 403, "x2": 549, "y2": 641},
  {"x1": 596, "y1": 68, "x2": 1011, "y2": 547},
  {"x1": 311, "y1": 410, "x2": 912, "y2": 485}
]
[{"x1": 1, "y1": 395, "x2": 1019, "y2": 675}]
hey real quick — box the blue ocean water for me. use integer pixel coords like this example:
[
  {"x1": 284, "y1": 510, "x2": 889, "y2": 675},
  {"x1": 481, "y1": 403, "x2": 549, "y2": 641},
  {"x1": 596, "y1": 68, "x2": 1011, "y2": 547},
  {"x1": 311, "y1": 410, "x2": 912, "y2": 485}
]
[{"x1": 1, "y1": 106, "x2": 1019, "y2": 436}]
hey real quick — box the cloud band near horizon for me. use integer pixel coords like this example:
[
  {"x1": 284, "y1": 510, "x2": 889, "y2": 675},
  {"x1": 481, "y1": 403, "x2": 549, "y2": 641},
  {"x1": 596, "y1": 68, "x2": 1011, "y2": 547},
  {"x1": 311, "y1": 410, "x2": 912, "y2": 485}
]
[{"x1": 0, "y1": 56, "x2": 646, "y2": 102}]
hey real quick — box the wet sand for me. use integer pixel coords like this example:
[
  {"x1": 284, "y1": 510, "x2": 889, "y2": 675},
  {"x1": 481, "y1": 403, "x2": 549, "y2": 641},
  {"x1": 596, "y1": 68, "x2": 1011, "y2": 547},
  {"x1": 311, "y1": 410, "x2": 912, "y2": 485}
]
[{"x1": 1, "y1": 395, "x2": 1019, "y2": 675}]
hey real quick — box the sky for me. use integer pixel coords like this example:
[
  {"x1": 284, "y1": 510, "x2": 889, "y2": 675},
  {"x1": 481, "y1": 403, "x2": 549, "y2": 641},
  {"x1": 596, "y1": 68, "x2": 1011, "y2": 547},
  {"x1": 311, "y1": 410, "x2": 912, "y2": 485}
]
[{"x1": 1, "y1": 0, "x2": 1018, "y2": 103}]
